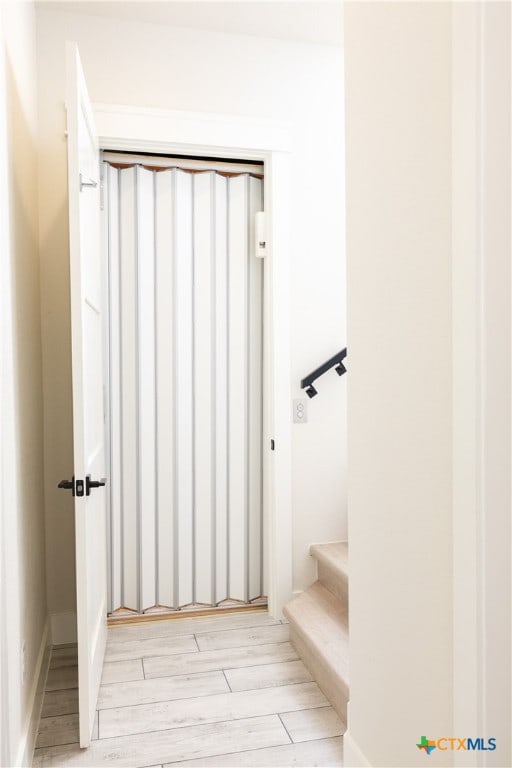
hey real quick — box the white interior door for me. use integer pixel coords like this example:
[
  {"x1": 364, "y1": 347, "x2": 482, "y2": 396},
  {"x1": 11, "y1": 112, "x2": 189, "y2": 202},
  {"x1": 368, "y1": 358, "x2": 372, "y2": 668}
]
[{"x1": 65, "y1": 41, "x2": 107, "y2": 748}]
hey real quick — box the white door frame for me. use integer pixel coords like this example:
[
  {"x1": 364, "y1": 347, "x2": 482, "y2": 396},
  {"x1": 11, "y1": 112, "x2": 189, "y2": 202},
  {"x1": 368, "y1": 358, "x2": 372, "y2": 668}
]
[
  {"x1": 452, "y1": 3, "x2": 511, "y2": 765},
  {"x1": 93, "y1": 103, "x2": 293, "y2": 618}
]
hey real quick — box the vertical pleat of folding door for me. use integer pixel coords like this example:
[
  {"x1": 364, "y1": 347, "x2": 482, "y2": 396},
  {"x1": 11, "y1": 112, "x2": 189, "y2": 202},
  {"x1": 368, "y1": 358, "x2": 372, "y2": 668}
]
[
  {"x1": 248, "y1": 176, "x2": 264, "y2": 599},
  {"x1": 193, "y1": 173, "x2": 214, "y2": 606},
  {"x1": 118, "y1": 166, "x2": 138, "y2": 611},
  {"x1": 174, "y1": 170, "x2": 194, "y2": 608},
  {"x1": 137, "y1": 167, "x2": 157, "y2": 610},
  {"x1": 227, "y1": 175, "x2": 263, "y2": 603},
  {"x1": 214, "y1": 174, "x2": 229, "y2": 605},
  {"x1": 105, "y1": 163, "x2": 121, "y2": 613},
  {"x1": 227, "y1": 175, "x2": 249, "y2": 602},
  {"x1": 154, "y1": 169, "x2": 175, "y2": 609}
]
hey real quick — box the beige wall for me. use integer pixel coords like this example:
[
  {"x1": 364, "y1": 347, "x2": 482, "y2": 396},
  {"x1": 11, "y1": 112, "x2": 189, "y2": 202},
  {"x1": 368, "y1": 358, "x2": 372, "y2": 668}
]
[
  {"x1": 0, "y1": 1, "x2": 48, "y2": 764},
  {"x1": 35, "y1": 7, "x2": 346, "y2": 620},
  {"x1": 344, "y1": 3, "x2": 453, "y2": 765}
]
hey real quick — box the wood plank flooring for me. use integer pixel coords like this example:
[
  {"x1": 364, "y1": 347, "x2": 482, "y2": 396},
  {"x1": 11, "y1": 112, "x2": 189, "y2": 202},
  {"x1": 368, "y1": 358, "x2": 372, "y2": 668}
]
[{"x1": 33, "y1": 610, "x2": 344, "y2": 767}]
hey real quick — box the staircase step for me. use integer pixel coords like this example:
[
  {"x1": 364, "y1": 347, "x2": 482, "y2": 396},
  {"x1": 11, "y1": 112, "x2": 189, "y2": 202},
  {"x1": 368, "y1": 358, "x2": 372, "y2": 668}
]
[
  {"x1": 283, "y1": 581, "x2": 349, "y2": 722},
  {"x1": 310, "y1": 542, "x2": 348, "y2": 604}
]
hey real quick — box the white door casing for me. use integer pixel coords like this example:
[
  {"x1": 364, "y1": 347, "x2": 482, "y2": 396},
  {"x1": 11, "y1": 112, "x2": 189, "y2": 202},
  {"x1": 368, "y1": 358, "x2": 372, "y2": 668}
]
[
  {"x1": 452, "y1": 5, "x2": 511, "y2": 767},
  {"x1": 94, "y1": 104, "x2": 293, "y2": 618},
  {"x1": 66, "y1": 41, "x2": 108, "y2": 748}
]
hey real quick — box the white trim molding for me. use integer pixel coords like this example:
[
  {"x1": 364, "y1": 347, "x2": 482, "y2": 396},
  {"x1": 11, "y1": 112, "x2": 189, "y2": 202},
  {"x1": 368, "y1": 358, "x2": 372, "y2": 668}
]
[
  {"x1": 93, "y1": 103, "x2": 293, "y2": 618},
  {"x1": 452, "y1": 4, "x2": 511, "y2": 766},
  {"x1": 93, "y1": 103, "x2": 291, "y2": 156},
  {"x1": 17, "y1": 619, "x2": 51, "y2": 768}
]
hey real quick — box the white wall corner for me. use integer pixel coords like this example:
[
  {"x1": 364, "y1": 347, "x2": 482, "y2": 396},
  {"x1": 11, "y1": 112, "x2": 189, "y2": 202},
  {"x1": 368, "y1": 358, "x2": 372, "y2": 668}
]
[
  {"x1": 343, "y1": 729, "x2": 372, "y2": 768},
  {"x1": 50, "y1": 611, "x2": 77, "y2": 646},
  {"x1": 17, "y1": 618, "x2": 51, "y2": 768}
]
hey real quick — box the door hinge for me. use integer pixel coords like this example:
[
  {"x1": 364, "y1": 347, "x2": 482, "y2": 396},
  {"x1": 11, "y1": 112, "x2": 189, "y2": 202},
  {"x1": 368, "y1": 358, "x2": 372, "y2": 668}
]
[
  {"x1": 79, "y1": 173, "x2": 98, "y2": 192},
  {"x1": 255, "y1": 211, "x2": 266, "y2": 258}
]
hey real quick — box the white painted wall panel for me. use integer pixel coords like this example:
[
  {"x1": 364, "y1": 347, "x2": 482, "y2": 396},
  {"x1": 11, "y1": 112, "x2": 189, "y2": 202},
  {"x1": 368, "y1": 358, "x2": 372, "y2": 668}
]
[{"x1": 106, "y1": 163, "x2": 263, "y2": 613}]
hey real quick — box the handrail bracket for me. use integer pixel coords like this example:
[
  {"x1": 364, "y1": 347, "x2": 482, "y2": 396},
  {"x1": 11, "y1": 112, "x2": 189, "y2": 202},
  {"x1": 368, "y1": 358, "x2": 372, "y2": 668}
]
[{"x1": 300, "y1": 347, "x2": 347, "y2": 398}]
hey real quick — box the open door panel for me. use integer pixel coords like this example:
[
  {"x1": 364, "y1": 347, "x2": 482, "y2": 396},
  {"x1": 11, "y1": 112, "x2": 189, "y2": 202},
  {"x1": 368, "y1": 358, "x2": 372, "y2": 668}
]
[{"x1": 65, "y1": 41, "x2": 107, "y2": 748}]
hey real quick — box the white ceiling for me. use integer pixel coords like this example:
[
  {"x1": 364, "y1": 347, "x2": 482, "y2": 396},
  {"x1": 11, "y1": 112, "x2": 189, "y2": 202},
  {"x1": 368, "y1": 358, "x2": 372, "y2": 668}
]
[{"x1": 36, "y1": 1, "x2": 343, "y2": 47}]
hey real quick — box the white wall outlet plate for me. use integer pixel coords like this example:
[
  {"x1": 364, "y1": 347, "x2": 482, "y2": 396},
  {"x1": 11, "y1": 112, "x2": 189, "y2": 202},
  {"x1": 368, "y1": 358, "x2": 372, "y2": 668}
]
[{"x1": 293, "y1": 398, "x2": 308, "y2": 424}]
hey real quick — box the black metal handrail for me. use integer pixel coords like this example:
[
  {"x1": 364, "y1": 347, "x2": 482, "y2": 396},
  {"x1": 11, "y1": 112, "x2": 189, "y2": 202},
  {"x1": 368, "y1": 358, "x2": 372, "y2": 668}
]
[{"x1": 301, "y1": 347, "x2": 347, "y2": 398}]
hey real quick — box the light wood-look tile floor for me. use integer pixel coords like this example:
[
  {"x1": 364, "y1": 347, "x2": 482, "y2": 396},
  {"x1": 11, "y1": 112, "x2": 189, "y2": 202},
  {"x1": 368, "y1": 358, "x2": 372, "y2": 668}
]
[{"x1": 33, "y1": 610, "x2": 344, "y2": 767}]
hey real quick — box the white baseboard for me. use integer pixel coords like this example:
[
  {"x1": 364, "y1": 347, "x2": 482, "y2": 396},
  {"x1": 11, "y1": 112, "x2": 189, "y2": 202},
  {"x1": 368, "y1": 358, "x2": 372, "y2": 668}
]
[
  {"x1": 16, "y1": 618, "x2": 51, "y2": 767},
  {"x1": 50, "y1": 611, "x2": 77, "y2": 646},
  {"x1": 343, "y1": 729, "x2": 372, "y2": 768}
]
